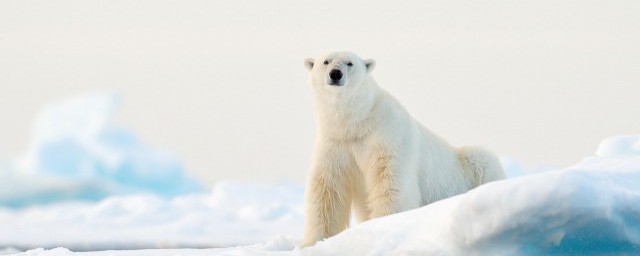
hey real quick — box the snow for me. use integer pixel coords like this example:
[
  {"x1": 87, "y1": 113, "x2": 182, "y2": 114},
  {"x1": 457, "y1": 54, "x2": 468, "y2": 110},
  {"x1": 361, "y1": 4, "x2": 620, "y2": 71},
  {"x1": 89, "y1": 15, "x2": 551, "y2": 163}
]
[
  {"x1": 0, "y1": 93, "x2": 202, "y2": 207},
  {"x1": 596, "y1": 134, "x2": 640, "y2": 157},
  {"x1": 0, "y1": 181, "x2": 304, "y2": 251},
  {"x1": 499, "y1": 157, "x2": 556, "y2": 177},
  {"x1": 9, "y1": 238, "x2": 299, "y2": 256},
  {"x1": 3, "y1": 95, "x2": 640, "y2": 255},
  {"x1": 5, "y1": 135, "x2": 640, "y2": 255}
]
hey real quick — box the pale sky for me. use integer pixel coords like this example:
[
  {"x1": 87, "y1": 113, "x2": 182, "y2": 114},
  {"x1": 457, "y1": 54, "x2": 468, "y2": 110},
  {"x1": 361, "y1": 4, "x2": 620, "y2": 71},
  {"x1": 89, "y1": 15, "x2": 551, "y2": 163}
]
[{"x1": 1, "y1": 0, "x2": 639, "y2": 186}]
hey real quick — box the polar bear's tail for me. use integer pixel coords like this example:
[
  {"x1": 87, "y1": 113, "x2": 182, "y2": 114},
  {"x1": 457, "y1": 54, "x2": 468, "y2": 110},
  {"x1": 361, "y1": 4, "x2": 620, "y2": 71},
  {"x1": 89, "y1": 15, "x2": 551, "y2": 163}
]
[{"x1": 457, "y1": 146, "x2": 506, "y2": 187}]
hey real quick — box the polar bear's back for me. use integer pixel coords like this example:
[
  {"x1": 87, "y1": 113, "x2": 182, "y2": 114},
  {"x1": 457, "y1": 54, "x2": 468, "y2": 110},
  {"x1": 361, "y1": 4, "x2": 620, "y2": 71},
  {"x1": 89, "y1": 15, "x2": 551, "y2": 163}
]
[
  {"x1": 375, "y1": 93, "x2": 477, "y2": 205},
  {"x1": 413, "y1": 125, "x2": 477, "y2": 204}
]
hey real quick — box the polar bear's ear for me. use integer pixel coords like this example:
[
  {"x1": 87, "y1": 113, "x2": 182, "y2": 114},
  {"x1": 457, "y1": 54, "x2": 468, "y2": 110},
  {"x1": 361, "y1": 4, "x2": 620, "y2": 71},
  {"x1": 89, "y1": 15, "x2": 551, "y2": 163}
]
[
  {"x1": 304, "y1": 58, "x2": 315, "y2": 71},
  {"x1": 364, "y1": 59, "x2": 376, "y2": 73}
]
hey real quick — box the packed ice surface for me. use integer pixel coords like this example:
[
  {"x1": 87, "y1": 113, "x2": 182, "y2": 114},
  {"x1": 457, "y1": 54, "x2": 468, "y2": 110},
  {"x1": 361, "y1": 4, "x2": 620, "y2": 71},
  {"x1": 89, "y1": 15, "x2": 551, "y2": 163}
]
[
  {"x1": 0, "y1": 181, "x2": 305, "y2": 250},
  {"x1": 0, "y1": 93, "x2": 202, "y2": 207},
  {"x1": 4, "y1": 134, "x2": 640, "y2": 255}
]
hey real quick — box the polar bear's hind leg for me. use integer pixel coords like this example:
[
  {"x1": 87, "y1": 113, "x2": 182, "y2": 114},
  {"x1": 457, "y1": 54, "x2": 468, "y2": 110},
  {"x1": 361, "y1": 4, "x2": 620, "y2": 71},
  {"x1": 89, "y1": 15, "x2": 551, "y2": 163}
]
[{"x1": 457, "y1": 146, "x2": 506, "y2": 187}]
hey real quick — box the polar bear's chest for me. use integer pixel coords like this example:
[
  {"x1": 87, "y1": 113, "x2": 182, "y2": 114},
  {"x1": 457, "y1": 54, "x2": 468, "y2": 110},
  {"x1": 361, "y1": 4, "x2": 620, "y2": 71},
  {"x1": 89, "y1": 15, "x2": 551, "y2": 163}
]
[{"x1": 319, "y1": 113, "x2": 377, "y2": 142}]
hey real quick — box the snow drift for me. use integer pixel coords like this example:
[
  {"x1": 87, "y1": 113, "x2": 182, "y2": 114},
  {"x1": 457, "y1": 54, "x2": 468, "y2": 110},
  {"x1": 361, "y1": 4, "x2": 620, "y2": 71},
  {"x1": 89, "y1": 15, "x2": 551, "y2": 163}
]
[
  {"x1": 0, "y1": 181, "x2": 304, "y2": 251},
  {"x1": 0, "y1": 93, "x2": 202, "y2": 207},
  {"x1": 5, "y1": 135, "x2": 640, "y2": 256}
]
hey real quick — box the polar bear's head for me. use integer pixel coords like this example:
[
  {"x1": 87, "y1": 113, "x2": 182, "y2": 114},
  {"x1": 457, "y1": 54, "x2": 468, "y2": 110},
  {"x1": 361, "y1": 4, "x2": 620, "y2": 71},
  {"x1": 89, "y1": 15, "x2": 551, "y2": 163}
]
[{"x1": 304, "y1": 52, "x2": 375, "y2": 89}]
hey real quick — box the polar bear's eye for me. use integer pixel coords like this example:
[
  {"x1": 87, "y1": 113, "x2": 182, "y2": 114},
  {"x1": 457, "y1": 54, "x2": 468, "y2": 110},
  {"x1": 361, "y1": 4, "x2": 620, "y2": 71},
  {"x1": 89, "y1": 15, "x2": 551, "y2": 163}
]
[
  {"x1": 347, "y1": 62, "x2": 353, "y2": 67},
  {"x1": 323, "y1": 60, "x2": 329, "y2": 65}
]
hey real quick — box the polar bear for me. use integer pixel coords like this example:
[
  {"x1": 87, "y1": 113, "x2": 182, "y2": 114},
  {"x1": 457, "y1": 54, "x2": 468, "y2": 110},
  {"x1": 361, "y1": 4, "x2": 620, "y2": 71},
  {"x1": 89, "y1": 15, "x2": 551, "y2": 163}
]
[{"x1": 301, "y1": 52, "x2": 506, "y2": 247}]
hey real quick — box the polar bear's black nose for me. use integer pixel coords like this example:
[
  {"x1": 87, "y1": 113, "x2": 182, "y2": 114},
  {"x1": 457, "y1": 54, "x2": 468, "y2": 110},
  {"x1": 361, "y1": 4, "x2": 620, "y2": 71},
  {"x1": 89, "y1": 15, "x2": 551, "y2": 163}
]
[{"x1": 329, "y1": 69, "x2": 343, "y2": 81}]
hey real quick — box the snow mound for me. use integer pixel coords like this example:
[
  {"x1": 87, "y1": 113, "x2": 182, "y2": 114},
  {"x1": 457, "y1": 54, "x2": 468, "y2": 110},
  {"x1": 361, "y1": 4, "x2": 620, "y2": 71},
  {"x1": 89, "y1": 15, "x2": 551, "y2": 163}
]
[
  {"x1": 500, "y1": 157, "x2": 556, "y2": 177},
  {"x1": 596, "y1": 134, "x2": 640, "y2": 157},
  {"x1": 0, "y1": 93, "x2": 202, "y2": 207}
]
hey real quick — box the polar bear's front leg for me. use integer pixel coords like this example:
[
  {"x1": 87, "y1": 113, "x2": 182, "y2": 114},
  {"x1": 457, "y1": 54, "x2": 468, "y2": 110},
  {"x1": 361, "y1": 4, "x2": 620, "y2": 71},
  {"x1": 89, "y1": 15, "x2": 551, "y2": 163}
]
[
  {"x1": 366, "y1": 155, "x2": 401, "y2": 219},
  {"x1": 301, "y1": 146, "x2": 353, "y2": 247}
]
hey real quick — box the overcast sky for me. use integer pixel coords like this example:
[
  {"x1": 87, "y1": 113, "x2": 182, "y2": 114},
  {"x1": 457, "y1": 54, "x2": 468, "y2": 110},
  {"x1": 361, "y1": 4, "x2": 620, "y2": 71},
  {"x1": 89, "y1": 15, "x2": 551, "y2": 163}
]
[{"x1": 1, "y1": 0, "x2": 639, "y2": 185}]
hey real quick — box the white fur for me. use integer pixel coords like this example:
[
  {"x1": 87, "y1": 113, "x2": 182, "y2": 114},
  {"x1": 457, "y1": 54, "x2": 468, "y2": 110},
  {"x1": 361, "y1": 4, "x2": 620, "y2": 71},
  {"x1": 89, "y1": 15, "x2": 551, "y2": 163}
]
[{"x1": 301, "y1": 52, "x2": 506, "y2": 247}]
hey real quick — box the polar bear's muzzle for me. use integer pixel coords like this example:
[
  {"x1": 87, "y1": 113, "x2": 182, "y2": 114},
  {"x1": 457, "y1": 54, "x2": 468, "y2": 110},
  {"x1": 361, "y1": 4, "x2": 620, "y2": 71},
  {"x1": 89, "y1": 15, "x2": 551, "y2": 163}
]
[{"x1": 328, "y1": 69, "x2": 344, "y2": 86}]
